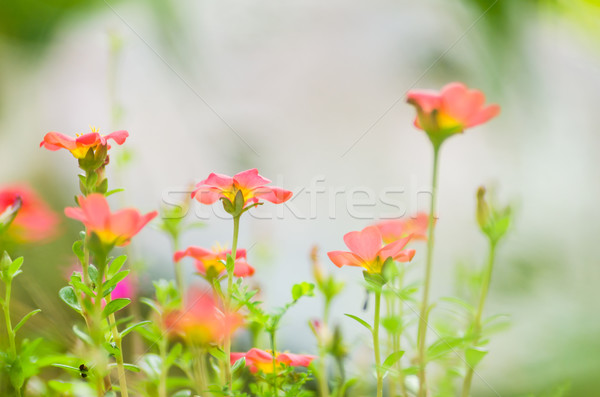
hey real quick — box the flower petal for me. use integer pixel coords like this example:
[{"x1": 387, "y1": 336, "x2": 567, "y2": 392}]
[
  {"x1": 173, "y1": 246, "x2": 214, "y2": 262},
  {"x1": 40, "y1": 132, "x2": 78, "y2": 151},
  {"x1": 103, "y1": 130, "x2": 129, "y2": 145},
  {"x1": 233, "y1": 258, "x2": 255, "y2": 277},
  {"x1": 276, "y1": 353, "x2": 316, "y2": 367},
  {"x1": 343, "y1": 226, "x2": 382, "y2": 262},
  {"x1": 233, "y1": 168, "x2": 271, "y2": 189},
  {"x1": 202, "y1": 173, "x2": 234, "y2": 188},
  {"x1": 253, "y1": 186, "x2": 293, "y2": 204},
  {"x1": 465, "y1": 104, "x2": 500, "y2": 128},
  {"x1": 327, "y1": 250, "x2": 364, "y2": 268},
  {"x1": 377, "y1": 235, "x2": 412, "y2": 261}
]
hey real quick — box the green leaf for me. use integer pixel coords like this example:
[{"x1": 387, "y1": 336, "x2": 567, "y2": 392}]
[
  {"x1": 381, "y1": 351, "x2": 405, "y2": 377},
  {"x1": 427, "y1": 337, "x2": 466, "y2": 362},
  {"x1": 51, "y1": 363, "x2": 82, "y2": 373},
  {"x1": 140, "y1": 297, "x2": 162, "y2": 315},
  {"x1": 72, "y1": 240, "x2": 85, "y2": 264},
  {"x1": 88, "y1": 264, "x2": 99, "y2": 285},
  {"x1": 73, "y1": 325, "x2": 94, "y2": 345},
  {"x1": 9, "y1": 357, "x2": 24, "y2": 390},
  {"x1": 166, "y1": 343, "x2": 183, "y2": 368},
  {"x1": 102, "y1": 298, "x2": 131, "y2": 317},
  {"x1": 109, "y1": 363, "x2": 140, "y2": 372},
  {"x1": 59, "y1": 286, "x2": 81, "y2": 313},
  {"x1": 103, "y1": 270, "x2": 131, "y2": 297},
  {"x1": 465, "y1": 347, "x2": 488, "y2": 368},
  {"x1": 208, "y1": 347, "x2": 227, "y2": 362},
  {"x1": 8, "y1": 256, "x2": 24, "y2": 278},
  {"x1": 70, "y1": 274, "x2": 94, "y2": 297},
  {"x1": 344, "y1": 314, "x2": 372, "y2": 333},
  {"x1": 291, "y1": 282, "x2": 315, "y2": 301},
  {"x1": 107, "y1": 255, "x2": 127, "y2": 279},
  {"x1": 13, "y1": 309, "x2": 41, "y2": 334},
  {"x1": 440, "y1": 296, "x2": 475, "y2": 315},
  {"x1": 231, "y1": 357, "x2": 246, "y2": 374},
  {"x1": 121, "y1": 321, "x2": 152, "y2": 338},
  {"x1": 381, "y1": 316, "x2": 402, "y2": 334},
  {"x1": 105, "y1": 188, "x2": 125, "y2": 197}
]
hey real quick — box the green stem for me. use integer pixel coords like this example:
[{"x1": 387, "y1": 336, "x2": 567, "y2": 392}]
[
  {"x1": 2, "y1": 279, "x2": 16, "y2": 356},
  {"x1": 318, "y1": 299, "x2": 331, "y2": 397},
  {"x1": 270, "y1": 331, "x2": 278, "y2": 396},
  {"x1": 374, "y1": 291, "x2": 383, "y2": 397},
  {"x1": 417, "y1": 144, "x2": 441, "y2": 397},
  {"x1": 106, "y1": 296, "x2": 128, "y2": 397},
  {"x1": 158, "y1": 337, "x2": 168, "y2": 397},
  {"x1": 461, "y1": 241, "x2": 497, "y2": 397},
  {"x1": 172, "y1": 236, "x2": 185, "y2": 298},
  {"x1": 223, "y1": 215, "x2": 240, "y2": 389}
]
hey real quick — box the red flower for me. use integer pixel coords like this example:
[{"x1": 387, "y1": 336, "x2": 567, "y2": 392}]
[
  {"x1": 327, "y1": 226, "x2": 415, "y2": 274},
  {"x1": 192, "y1": 169, "x2": 292, "y2": 210},
  {"x1": 230, "y1": 348, "x2": 315, "y2": 374},
  {"x1": 173, "y1": 246, "x2": 255, "y2": 278},
  {"x1": 165, "y1": 289, "x2": 242, "y2": 345},
  {"x1": 64, "y1": 194, "x2": 157, "y2": 247},
  {"x1": 374, "y1": 213, "x2": 430, "y2": 244},
  {"x1": 407, "y1": 82, "x2": 499, "y2": 145},
  {"x1": 40, "y1": 128, "x2": 128, "y2": 159},
  {"x1": 0, "y1": 185, "x2": 59, "y2": 242}
]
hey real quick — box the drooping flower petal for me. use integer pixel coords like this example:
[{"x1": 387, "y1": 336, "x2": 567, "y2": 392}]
[
  {"x1": 327, "y1": 251, "x2": 364, "y2": 268},
  {"x1": 65, "y1": 194, "x2": 156, "y2": 247}
]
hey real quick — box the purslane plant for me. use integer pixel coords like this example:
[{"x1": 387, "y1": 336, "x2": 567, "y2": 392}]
[
  {"x1": 406, "y1": 82, "x2": 500, "y2": 397},
  {"x1": 0, "y1": 80, "x2": 529, "y2": 396}
]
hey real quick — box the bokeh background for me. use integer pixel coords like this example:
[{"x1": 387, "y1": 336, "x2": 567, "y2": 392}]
[{"x1": 1, "y1": 0, "x2": 600, "y2": 395}]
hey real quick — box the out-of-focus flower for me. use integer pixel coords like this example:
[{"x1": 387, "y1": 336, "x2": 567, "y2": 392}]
[
  {"x1": 165, "y1": 289, "x2": 241, "y2": 345},
  {"x1": 40, "y1": 127, "x2": 128, "y2": 159},
  {"x1": 407, "y1": 82, "x2": 500, "y2": 146},
  {"x1": 173, "y1": 245, "x2": 255, "y2": 278},
  {"x1": 0, "y1": 185, "x2": 59, "y2": 242},
  {"x1": 111, "y1": 274, "x2": 136, "y2": 300},
  {"x1": 192, "y1": 169, "x2": 292, "y2": 214},
  {"x1": 374, "y1": 213, "x2": 430, "y2": 244},
  {"x1": 309, "y1": 319, "x2": 332, "y2": 347},
  {"x1": 230, "y1": 348, "x2": 315, "y2": 374},
  {"x1": 64, "y1": 194, "x2": 157, "y2": 247},
  {"x1": 327, "y1": 226, "x2": 415, "y2": 274}
]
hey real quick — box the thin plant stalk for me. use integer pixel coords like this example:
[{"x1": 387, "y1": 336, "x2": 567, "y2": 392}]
[
  {"x1": 270, "y1": 331, "x2": 278, "y2": 396},
  {"x1": 417, "y1": 144, "x2": 441, "y2": 397},
  {"x1": 223, "y1": 214, "x2": 240, "y2": 389},
  {"x1": 373, "y1": 291, "x2": 383, "y2": 397},
  {"x1": 106, "y1": 296, "x2": 129, "y2": 397},
  {"x1": 318, "y1": 299, "x2": 332, "y2": 397},
  {"x1": 461, "y1": 241, "x2": 497, "y2": 397},
  {"x1": 158, "y1": 337, "x2": 168, "y2": 397}
]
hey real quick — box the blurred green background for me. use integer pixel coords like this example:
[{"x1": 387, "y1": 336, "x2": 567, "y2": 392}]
[{"x1": 1, "y1": 0, "x2": 600, "y2": 396}]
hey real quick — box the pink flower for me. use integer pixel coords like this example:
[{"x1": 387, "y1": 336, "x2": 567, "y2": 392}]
[
  {"x1": 111, "y1": 275, "x2": 136, "y2": 300},
  {"x1": 192, "y1": 169, "x2": 292, "y2": 211},
  {"x1": 65, "y1": 194, "x2": 157, "y2": 247},
  {"x1": 407, "y1": 82, "x2": 500, "y2": 145},
  {"x1": 165, "y1": 289, "x2": 242, "y2": 345},
  {"x1": 327, "y1": 226, "x2": 415, "y2": 274},
  {"x1": 173, "y1": 246, "x2": 255, "y2": 278},
  {"x1": 374, "y1": 213, "x2": 430, "y2": 244},
  {"x1": 40, "y1": 128, "x2": 128, "y2": 159},
  {"x1": 0, "y1": 185, "x2": 59, "y2": 242},
  {"x1": 230, "y1": 348, "x2": 316, "y2": 374}
]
